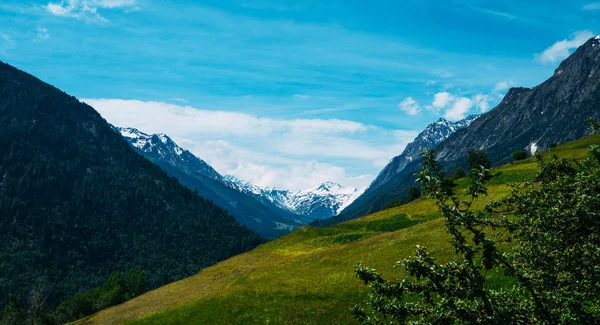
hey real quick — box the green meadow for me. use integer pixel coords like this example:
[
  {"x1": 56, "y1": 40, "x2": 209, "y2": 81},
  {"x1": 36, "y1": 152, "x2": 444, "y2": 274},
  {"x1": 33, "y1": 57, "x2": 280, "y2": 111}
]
[{"x1": 75, "y1": 135, "x2": 600, "y2": 325}]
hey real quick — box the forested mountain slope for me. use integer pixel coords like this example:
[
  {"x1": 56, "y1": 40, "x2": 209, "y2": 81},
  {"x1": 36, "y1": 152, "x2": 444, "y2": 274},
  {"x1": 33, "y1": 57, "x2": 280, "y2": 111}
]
[{"x1": 0, "y1": 61, "x2": 263, "y2": 307}]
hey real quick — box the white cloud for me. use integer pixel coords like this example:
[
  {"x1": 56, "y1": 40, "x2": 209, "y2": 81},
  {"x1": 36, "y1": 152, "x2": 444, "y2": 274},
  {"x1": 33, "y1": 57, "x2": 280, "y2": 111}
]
[
  {"x1": 293, "y1": 94, "x2": 310, "y2": 99},
  {"x1": 472, "y1": 94, "x2": 490, "y2": 113},
  {"x1": 426, "y1": 90, "x2": 496, "y2": 118},
  {"x1": 84, "y1": 98, "x2": 367, "y2": 137},
  {"x1": 535, "y1": 30, "x2": 594, "y2": 64},
  {"x1": 85, "y1": 98, "x2": 417, "y2": 191},
  {"x1": 398, "y1": 97, "x2": 420, "y2": 115},
  {"x1": 45, "y1": 0, "x2": 137, "y2": 21},
  {"x1": 34, "y1": 26, "x2": 50, "y2": 42},
  {"x1": 431, "y1": 92, "x2": 454, "y2": 111},
  {"x1": 444, "y1": 97, "x2": 473, "y2": 120},
  {"x1": 583, "y1": 3, "x2": 600, "y2": 10},
  {"x1": 493, "y1": 80, "x2": 514, "y2": 92}
]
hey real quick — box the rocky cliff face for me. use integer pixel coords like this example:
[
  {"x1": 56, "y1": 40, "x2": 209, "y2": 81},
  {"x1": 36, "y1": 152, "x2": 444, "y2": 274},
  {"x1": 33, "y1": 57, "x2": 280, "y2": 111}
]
[{"x1": 436, "y1": 36, "x2": 600, "y2": 165}]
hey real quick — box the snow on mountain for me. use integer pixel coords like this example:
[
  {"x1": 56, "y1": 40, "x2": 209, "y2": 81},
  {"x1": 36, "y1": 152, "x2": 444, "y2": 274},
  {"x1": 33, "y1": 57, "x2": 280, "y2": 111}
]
[
  {"x1": 116, "y1": 127, "x2": 224, "y2": 183},
  {"x1": 224, "y1": 176, "x2": 363, "y2": 221},
  {"x1": 115, "y1": 126, "x2": 353, "y2": 229},
  {"x1": 367, "y1": 114, "x2": 480, "y2": 192}
]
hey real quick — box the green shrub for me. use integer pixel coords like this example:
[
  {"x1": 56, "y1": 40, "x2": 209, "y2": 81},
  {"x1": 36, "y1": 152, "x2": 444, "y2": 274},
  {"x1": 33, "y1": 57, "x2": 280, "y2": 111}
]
[
  {"x1": 512, "y1": 150, "x2": 528, "y2": 161},
  {"x1": 467, "y1": 149, "x2": 492, "y2": 171},
  {"x1": 354, "y1": 144, "x2": 600, "y2": 324},
  {"x1": 53, "y1": 270, "x2": 147, "y2": 324},
  {"x1": 406, "y1": 187, "x2": 421, "y2": 202},
  {"x1": 450, "y1": 167, "x2": 467, "y2": 179}
]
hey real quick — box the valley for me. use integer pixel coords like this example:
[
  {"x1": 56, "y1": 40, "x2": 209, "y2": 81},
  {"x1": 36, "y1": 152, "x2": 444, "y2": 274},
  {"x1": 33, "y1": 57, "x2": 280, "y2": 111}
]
[{"x1": 75, "y1": 135, "x2": 600, "y2": 325}]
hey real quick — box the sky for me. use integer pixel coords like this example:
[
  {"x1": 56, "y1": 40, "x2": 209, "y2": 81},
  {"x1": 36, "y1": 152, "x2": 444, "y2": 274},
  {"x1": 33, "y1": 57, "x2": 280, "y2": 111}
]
[{"x1": 1, "y1": 0, "x2": 599, "y2": 191}]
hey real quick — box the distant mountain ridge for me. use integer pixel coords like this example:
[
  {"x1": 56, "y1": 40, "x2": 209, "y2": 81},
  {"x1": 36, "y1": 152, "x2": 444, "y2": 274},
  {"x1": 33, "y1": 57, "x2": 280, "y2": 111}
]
[
  {"x1": 115, "y1": 126, "x2": 306, "y2": 238},
  {"x1": 115, "y1": 127, "x2": 360, "y2": 234},
  {"x1": 333, "y1": 35, "x2": 600, "y2": 224},
  {"x1": 368, "y1": 114, "x2": 480, "y2": 192},
  {"x1": 225, "y1": 176, "x2": 363, "y2": 221},
  {"x1": 118, "y1": 127, "x2": 224, "y2": 182}
]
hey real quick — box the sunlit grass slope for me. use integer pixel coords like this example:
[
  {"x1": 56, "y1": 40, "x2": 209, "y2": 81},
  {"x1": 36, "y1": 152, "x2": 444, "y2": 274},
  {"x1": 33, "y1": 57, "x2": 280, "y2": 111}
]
[{"x1": 75, "y1": 135, "x2": 600, "y2": 325}]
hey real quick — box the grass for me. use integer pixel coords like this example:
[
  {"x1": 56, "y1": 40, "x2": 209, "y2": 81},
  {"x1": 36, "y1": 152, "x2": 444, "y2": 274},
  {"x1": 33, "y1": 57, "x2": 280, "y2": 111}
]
[{"x1": 75, "y1": 135, "x2": 600, "y2": 325}]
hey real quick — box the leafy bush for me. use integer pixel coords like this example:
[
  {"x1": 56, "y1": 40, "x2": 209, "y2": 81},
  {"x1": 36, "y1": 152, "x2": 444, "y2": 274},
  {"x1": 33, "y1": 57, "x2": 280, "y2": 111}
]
[
  {"x1": 450, "y1": 166, "x2": 467, "y2": 179},
  {"x1": 467, "y1": 149, "x2": 492, "y2": 171},
  {"x1": 406, "y1": 187, "x2": 421, "y2": 202},
  {"x1": 353, "y1": 143, "x2": 600, "y2": 324},
  {"x1": 53, "y1": 270, "x2": 147, "y2": 324},
  {"x1": 512, "y1": 150, "x2": 527, "y2": 161}
]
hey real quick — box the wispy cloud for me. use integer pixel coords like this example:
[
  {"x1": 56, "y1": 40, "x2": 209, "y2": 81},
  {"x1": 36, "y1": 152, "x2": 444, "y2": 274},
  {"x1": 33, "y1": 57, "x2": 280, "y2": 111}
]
[
  {"x1": 469, "y1": 6, "x2": 519, "y2": 20},
  {"x1": 583, "y1": 3, "x2": 600, "y2": 10},
  {"x1": 535, "y1": 30, "x2": 594, "y2": 64},
  {"x1": 465, "y1": 5, "x2": 541, "y2": 24},
  {"x1": 0, "y1": 32, "x2": 16, "y2": 56},
  {"x1": 493, "y1": 80, "x2": 514, "y2": 93},
  {"x1": 34, "y1": 26, "x2": 50, "y2": 42},
  {"x1": 293, "y1": 94, "x2": 310, "y2": 100},
  {"x1": 431, "y1": 69, "x2": 454, "y2": 78},
  {"x1": 45, "y1": 0, "x2": 138, "y2": 22},
  {"x1": 85, "y1": 98, "x2": 418, "y2": 190}
]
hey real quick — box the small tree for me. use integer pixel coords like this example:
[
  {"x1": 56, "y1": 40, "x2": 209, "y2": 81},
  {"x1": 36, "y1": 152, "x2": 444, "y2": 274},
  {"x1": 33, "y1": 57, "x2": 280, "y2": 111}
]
[
  {"x1": 406, "y1": 187, "x2": 421, "y2": 202},
  {"x1": 512, "y1": 150, "x2": 527, "y2": 161},
  {"x1": 467, "y1": 149, "x2": 492, "y2": 172},
  {"x1": 0, "y1": 295, "x2": 27, "y2": 325},
  {"x1": 450, "y1": 166, "x2": 467, "y2": 179},
  {"x1": 353, "y1": 141, "x2": 600, "y2": 324},
  {"x1": 589, "y1": 117, "x2": 600, "y2": 134}
]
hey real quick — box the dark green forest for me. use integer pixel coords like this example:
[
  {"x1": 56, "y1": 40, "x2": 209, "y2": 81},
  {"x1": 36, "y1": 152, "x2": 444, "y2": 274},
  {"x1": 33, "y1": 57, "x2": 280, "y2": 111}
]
[{"x1": 0, "y1": 61, "x2": 264, "y2": 310}]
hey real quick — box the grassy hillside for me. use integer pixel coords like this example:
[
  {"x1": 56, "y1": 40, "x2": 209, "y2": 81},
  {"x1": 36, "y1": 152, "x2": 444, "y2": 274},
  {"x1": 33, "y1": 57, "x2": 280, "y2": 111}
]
[{"x1": 76, "y1": 135, "x2": 600, "y2": 325}]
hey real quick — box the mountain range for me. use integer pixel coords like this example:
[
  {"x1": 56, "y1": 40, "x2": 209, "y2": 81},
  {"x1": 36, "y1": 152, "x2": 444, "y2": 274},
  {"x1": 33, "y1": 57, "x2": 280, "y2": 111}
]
[
  {"x1": 115, "y1": 127, "x2": 361, "y2": 237},
  {"x1": 336, "y1": 35, "x2": 600, "y2": 222},
  {"x1": 225, "y1": 176, "x2": 362, "y2": 221}
]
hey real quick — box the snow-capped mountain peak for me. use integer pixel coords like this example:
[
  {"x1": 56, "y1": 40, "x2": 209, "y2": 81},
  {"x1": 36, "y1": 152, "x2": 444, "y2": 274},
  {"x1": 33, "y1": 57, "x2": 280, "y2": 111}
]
[
  {"x1": 225, "y1": 177, "x2": 363, "y2": 220},
  {"x1": 114, "y1": 126, "x2": 223, "y2": 182},
  {"x1": 366, "y1": 114, "x2": 480, "y2": 192},
  {"x1": 116, "y1": 126, "x2": 364, "y2": 222}
]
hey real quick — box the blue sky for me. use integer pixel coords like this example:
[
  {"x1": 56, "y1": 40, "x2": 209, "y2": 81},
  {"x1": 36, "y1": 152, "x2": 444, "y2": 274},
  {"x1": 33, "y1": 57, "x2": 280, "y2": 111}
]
[{"x1": 1, "y1": 0, "x2": 599, "y2": 190}]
